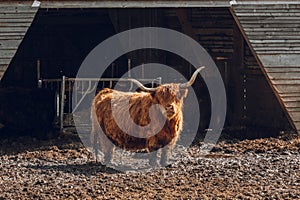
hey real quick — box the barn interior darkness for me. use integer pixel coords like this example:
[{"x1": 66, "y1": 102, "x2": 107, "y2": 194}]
[{"x1": 0, "y1": 8, "x2": 292, "y2": 138}]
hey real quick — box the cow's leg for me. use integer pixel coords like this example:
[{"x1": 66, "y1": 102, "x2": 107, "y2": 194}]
[
  {"x1": 103, "y1": 144, "x2": 114, "y2": 165},
  {"x1": 149, "y1": 151, "x2": 158, "y2": 167},
  {"x1": 91, "y1": 106, "x2": 102, "y2": 163},
  {"x1": 100, "y1": 135, "x2": 114, "y2": 165},
  {"x1": 147, "y1": 137, "x2": 159, "y2": 167},
  {"x1": 160, "y1": 145, "x2": 172, "y2": 166},
  {"x1": 93, "y1": 132, "x2": 100, "y2": 163},
  {"x1": 91, "y1": 122, "x2": 101, "y2": 163}
]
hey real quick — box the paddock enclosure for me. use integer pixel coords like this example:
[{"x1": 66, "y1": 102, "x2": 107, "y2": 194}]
[{"x1": 0, "y1": 0, "x2": 299, "y2": 138}]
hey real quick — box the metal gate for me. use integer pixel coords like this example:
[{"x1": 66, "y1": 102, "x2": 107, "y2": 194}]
[{"x1": 41, "y1": 76, "x2": 162, "y2": 131}]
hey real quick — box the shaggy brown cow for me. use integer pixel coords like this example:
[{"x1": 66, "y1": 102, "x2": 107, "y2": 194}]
[{"x1": 91, "y1": 66, "x2": 205, "y2": 166}]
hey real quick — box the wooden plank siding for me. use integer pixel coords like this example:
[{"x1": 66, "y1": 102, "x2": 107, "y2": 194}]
[
  {"x1": 0, "y1": 2, "x2": 38, "y2": 80},
  {"x1": 242, "y1": 45, "x2": 290, "y2": 130},
  {"x1": 232, "y1": 4, "x2": 300, "y2": 133},
  {"x1": 167, "y1": 8, "x2": 290, "y2": 131},
  {"x1": 189, "y1": 8, "x2": 235, "y2": 59}
]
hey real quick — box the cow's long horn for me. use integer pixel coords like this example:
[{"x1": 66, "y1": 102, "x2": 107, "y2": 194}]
[
  {"x1": 180, "y1": 66, "x2": 205, "y2": 88},
  {"x1": 129, "y1": 79, "x2": 157, "y2": 92}
]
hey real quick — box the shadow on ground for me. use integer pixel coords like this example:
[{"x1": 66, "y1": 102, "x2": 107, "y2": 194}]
[
  {"x1": 25, "y1": 161, "x2": 120, "y2": 175},
  {"x1": 0, "y1": 130, "x2": 82, "y2": 156}
]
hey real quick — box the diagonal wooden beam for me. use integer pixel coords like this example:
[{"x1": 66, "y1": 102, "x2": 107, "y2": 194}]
[
  {"x1": 175, "y1": 8, "x2": 198, "y2": 41},
  {"x1": 229, "y1": 6, "x2": 299, "y2": 133}
]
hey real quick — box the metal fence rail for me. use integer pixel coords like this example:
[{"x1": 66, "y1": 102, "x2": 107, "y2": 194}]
[{"x1": 41, "y1": 76, "x2": 162, "y2": 131}]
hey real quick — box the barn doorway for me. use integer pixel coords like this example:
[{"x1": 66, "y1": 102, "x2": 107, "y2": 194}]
[{"x1": 1, "y1": 7, "x2": 293, "y2": 139}]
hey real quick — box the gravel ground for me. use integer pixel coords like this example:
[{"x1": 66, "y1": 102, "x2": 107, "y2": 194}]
[{"x1": 0, "y1": 132, "x2": 299, "y2": 199}]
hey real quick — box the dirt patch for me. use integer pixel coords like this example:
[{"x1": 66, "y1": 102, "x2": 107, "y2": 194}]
[{"x1": 0, "y1": 132, "x2": 299, "y2": 199}]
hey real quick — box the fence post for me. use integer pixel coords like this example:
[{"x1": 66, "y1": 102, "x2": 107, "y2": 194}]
[
  {"x1": 60, "y1": 76, "x2": 66, "y2": 132},
  {"x1": 128, "y1": 59, "x2": 131, "y2": 78},
  {"x1": 37, "y1": 59, "x2": 42, "y2": 88}
]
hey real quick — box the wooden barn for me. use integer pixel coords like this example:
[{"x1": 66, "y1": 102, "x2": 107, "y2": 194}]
[{"x1": 0, "y1": 0, "x2": 299, "y2": 138}]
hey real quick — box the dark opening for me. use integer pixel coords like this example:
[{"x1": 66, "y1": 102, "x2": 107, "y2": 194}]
[{"x1": 0, "y1": 8, "x2": 292, "y2": 139}]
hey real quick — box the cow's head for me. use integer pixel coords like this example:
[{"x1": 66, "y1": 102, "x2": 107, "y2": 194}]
[{"x1": 130, "y1": 66, "x2": 204, "y2": 119}]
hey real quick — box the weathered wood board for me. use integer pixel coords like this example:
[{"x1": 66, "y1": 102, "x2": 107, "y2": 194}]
[
  {"x1": 232, "y1": 4, "x2": 300, "y2": 133},
  {"x1": 0, "y1": 2, "x2": 38, "y2": 80}
]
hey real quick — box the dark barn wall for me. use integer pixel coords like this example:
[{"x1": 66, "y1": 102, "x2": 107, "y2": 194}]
[
  {"x1": 163, "y1": 8, "x2": 291, "y2": 136},
  {"x1": 2, "y1": 8, "x2": 117, "y2": 87},
  {"x1": 0, "y1": 88, "x2": 55, "y2": 138},
  {"x1": 0, "y1": 9, "x2": 117, "y2": 136},
  {"x1": 0, "y1": 7, "x2": 292, "y2": 138},
  {"x1": 243, "y1": 45, "x2": 292, "y2": 134}
]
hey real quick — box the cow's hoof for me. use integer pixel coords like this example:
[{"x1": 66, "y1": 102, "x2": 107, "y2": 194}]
[
  {"x1": 160, "y1": 159, "x2": 169, "y2": 167},
  {"x1": 149, "y1": 161, "x2": 158, "y2": 167},
  {"x1": 149, "y1": 158, "x2": 158, "y2": 167}
]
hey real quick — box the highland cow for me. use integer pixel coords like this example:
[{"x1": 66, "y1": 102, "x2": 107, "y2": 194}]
[{"x1": 91, "y1": 66, "x2": 205, "y2": 166}]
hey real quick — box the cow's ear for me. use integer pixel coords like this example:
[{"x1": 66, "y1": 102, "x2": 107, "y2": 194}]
[{"x1": 179, "y1": 88, "x2": 188, "y2": 99}]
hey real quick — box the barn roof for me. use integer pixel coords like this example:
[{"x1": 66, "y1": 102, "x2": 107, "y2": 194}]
[{"x1": 3, "y1": 1, "x2": 300, "y2": 8}]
